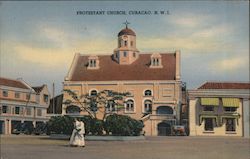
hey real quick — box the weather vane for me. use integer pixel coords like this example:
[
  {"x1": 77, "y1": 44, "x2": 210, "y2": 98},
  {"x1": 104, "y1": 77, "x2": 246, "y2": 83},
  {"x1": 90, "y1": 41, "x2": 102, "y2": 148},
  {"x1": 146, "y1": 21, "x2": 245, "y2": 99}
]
[{"x1": 123, "y1": 20, "x2": 130, "y2": 28}]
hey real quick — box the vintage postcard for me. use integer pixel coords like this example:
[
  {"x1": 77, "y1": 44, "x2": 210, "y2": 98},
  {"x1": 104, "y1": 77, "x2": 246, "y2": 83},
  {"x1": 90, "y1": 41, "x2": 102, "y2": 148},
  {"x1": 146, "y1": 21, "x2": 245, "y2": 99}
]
[{"x1": 0, "y1": 1, "x2": 249, "y2": 159}]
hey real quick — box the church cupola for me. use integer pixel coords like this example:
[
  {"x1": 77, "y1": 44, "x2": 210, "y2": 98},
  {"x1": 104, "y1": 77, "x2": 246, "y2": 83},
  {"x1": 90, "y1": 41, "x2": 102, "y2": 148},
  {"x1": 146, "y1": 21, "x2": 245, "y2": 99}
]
[{"x1": 113, "y1": 21, "x2": 139, "y2": 65}]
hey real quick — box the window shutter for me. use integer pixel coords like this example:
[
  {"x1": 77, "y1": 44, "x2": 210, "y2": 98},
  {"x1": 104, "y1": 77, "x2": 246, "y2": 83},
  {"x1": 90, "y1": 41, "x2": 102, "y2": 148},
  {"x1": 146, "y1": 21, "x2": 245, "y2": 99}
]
[
  {"x1": 12, "y1": 107, "x2": 14, "y2": 114},
  {"x1": 20, "y1": 107, "x2": 23, "y2": 115}
]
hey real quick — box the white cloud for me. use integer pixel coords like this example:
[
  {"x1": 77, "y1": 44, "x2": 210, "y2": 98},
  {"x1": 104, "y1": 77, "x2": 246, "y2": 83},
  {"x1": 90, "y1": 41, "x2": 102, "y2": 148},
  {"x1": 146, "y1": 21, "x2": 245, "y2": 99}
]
[
  {"x1": 192, "y1": 24, "x2": 233, "y2": 38},
  {"x1": 5, "y1": 38, "x2": 115, "y2": 69},
  {"x1": 138, "y1": 36, "x2": 223, "y2": 53},
  {"x1": 13, "y1": 44, "x2": 74, "y2": 67},
  {"x1": 40, "y1": 27, "x2": 68, "y2": 44},
  {"x1": 168, "y1": 13, "x2": 213, "y2": 28},
  {"x1": 171, "y1": 17, "x2": 199, "y2": 27},
  {"x1": 210, "y1": 56, "x2": 249, "y2": 73}
]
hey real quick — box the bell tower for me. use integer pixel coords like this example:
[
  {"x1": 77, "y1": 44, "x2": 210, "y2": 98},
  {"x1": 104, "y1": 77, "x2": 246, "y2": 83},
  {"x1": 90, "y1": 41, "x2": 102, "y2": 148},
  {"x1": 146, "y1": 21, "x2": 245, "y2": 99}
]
[{"x1": 113, "y1": 21, "x2": 139, "y2": 65}]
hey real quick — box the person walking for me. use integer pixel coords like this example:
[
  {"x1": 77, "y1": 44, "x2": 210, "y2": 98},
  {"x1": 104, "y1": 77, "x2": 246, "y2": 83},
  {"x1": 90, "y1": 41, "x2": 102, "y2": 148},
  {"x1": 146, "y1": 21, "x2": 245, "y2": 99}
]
[{"x1": 69, "y1": 118, "x2": 85, "y2": 147}]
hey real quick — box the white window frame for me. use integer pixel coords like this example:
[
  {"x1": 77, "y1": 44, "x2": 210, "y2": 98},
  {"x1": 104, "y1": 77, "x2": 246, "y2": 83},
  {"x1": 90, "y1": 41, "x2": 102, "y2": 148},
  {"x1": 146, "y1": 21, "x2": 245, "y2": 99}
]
[
  {"x1": 2, "y1": 105, "x2": 8, "y2": 114},
  {"x1": 89, "y1": 89, "x2": 98, "y2": 96},
  {"x1": 37, "y1": 109, "x2": 42, "y2": 116},
  {"x1": 26, "y1": 107, "x2": 32, "y2": 116},
  {"x1": 15, "y1": 106, "x2": 20, "y2": 115},
  {"x1": 124, "y1": 98, "x2": 136, "y2": 113},
  {"x1": 143, "y1": 89, "x2": 153, "y2": 97},
  {"x1": 143, "y1": 99, "x2": 153, "y2": 114},
  {"x1": 106, "y1": 101, "x2": 117, "y2": 113},
  {"x1": 3, "y1": 90, "x2": 8, "y2": 97},
  {"x1": 15, "y1": 92, "x2": 20, "y2": 98}
]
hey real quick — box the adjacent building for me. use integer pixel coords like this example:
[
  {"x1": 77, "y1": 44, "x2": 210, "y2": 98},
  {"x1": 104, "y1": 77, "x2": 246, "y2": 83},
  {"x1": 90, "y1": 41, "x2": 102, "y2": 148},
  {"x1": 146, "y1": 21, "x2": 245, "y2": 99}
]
[
  {"x1": 0, "y1": 77, "x2": 50, "y2": 134},
  {"x1": 63, "y1": 25, "x2": 183, "y2": 136},
  {"x1": 47, "y1": 94, "x2": 63, "y2": 115},
  {"x1": 188, "y1": 82, "x2": 250, "y2": 138}
]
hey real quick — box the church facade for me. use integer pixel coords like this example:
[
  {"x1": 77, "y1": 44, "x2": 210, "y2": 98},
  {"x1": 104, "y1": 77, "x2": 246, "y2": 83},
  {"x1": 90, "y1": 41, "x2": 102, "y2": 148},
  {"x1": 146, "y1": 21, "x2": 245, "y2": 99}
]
[{"x1": 63, "y1": 25, "x2": 183, "y2": 136}]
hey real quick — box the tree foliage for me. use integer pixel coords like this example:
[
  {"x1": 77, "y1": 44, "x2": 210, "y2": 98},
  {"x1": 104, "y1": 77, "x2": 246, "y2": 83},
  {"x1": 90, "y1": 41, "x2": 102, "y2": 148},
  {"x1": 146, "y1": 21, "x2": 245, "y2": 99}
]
[
  {"x1": 104, "y1": 114, "x2": 144, "y2": 136},
  {"x1": 63, "y1": 89, "x2": 130, "y2": 120}
]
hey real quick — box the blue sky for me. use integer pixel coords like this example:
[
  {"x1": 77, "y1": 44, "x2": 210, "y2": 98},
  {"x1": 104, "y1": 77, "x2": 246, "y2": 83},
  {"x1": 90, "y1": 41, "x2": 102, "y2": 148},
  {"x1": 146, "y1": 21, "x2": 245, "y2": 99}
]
[{"x1": 0, "y1": 1, "x2": 249, "y2": 95}]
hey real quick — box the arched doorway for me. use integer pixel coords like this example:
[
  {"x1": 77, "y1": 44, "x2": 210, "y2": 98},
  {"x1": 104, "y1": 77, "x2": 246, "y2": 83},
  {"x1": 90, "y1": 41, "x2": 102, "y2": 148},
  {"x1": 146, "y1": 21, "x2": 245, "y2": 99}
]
[
  {"x1": 157, "y1": 122, "x2": 172, "y2": 136},
  {"x1": 66, "y1": 105, "x2": 80, "y2": 114},
  {"x1": 156, "y1": 106, "x2": 173, "y2": 115}
]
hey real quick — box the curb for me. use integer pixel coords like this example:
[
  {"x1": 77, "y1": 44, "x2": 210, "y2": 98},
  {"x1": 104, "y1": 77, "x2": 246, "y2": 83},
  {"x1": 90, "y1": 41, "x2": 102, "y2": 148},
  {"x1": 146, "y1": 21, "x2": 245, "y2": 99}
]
[{"x1": 49, "y1": 134, "x2": 145, "y2": 141}]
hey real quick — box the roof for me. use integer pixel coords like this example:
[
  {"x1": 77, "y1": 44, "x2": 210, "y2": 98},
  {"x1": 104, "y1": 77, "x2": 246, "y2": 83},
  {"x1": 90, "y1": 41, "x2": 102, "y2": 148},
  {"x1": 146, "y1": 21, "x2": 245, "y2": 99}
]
[
  {"x1": 32, "y1": 85, "x2": 45, "y2": 93},
  {"x1": 118, "y1": 27, "x2": 136, "y2": 36},
  {"x1": 69, "y1": 53, "x2": 176, "y2": 81},
  {"x1": 0, "y1": 77, "x2": 30, "y2": 89},
  {"x1": 198, "y1": 82, "x2": 250, "y2": 90}
]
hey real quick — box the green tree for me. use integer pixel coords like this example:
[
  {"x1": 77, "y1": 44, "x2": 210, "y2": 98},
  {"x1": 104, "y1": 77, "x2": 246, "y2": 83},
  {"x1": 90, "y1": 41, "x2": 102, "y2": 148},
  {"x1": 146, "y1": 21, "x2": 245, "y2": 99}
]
[{"x1": 63, "y1": 89, "x2": 130, "y2": 120}]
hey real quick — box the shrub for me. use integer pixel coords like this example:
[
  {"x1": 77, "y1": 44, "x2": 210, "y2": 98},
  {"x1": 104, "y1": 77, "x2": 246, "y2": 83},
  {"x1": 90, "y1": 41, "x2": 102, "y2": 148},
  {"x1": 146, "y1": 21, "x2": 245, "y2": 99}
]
[
  {"x1": 90, "y1": 118, "x2": 103, "y2": 135},
  {"x1": 12, "y1": 122, "x2": 34, "y2": 135},
  {"x1": 47, "y1": 114, "x2": 143, "y2": 136},
  {"x1": 104, "y1": 114, "x2": 144, "y2": 136},
  {"x1": 23, "y1": 122, "x2": 34, "y2": 135},
  {"x1": 47, "y1": 115, "x2": 103, "y2": 135},
  {"x1": 47, "y1": 116, "x2": 74, "y2": 135},
  {"x1": 34, "y1": 122, "x2": 47, "y2": 135},
  {"x1": 77, "y1": 116, "x2": 92, "y2": 135}
]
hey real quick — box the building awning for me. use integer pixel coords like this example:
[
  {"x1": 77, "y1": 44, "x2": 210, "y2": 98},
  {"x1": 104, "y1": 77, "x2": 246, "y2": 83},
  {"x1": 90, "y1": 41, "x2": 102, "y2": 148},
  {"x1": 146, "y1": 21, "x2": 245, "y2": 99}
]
[
  {"x1": 199, "y1": 115, "x2": 218, "y2": 125},
  {"x1": 222, "y1": 98, "x2": 240, "y2": 107},
  {"x1": 200, "y1": 98, "x2": 219, "y2": 106},
  {"x1": 220, "y1": 114, "x2": 240, "y2": 125}
]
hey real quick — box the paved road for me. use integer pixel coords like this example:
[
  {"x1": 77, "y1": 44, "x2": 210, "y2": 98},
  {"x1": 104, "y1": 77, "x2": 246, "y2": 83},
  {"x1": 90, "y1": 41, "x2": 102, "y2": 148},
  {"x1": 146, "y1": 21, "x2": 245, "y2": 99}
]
[{"x1": 1, "y1": 135, "x2": 249, "y2": 159}]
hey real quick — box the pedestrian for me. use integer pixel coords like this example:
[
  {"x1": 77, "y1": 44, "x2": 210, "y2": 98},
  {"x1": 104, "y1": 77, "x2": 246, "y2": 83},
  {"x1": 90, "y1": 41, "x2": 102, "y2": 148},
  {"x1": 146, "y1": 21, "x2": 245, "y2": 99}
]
[{"x1": 69, "y1": 118, "x2": 85, "y2": 147}]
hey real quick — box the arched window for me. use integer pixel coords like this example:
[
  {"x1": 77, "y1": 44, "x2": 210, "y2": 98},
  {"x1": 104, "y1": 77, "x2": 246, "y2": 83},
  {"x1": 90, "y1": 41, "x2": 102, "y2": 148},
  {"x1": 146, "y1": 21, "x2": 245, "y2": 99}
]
[
  {"x1": 106, "y1": 101, "x2": 116, "y2": 112},
  {"x1": 66, "y1": 105, "x2": 80, "y2": 114},
  {"x1": 144, "y1": 100, "x2": 152, "y2": 113},
  {"x1": 124, "y1": 41, "x2": 127, "y2": 46},
  {"x1": 87, "y1": 56, "x2": 99, "y2": 69},
  {"x1": 150, "y1": 53, "x2": 162, "y2": 68},
  {"x1": 156, "y1": 106, "x2": 173, "y2": 115},
  {"x1": 156, "y1": 58, "x2": 159, "y2": 65},
  {"x1": 144, "y1": 90, "x2": 152, "y2": 96},
  {"x1": 89, "y1": 59, "x2": 96, "y2": 67},
  {"x1": 90, "y1": 90, "x2": 97, "y2": 96},
  {"x1": 126, "y1": 99, "x2": 134, "y2": 112}
]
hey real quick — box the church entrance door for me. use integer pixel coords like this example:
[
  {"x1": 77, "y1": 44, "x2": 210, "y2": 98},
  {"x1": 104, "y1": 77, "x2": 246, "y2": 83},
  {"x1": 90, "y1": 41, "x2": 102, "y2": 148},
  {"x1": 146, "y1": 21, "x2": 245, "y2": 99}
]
[{"x1": 157, "y1": 122, "x2": 172, "y2": 136}]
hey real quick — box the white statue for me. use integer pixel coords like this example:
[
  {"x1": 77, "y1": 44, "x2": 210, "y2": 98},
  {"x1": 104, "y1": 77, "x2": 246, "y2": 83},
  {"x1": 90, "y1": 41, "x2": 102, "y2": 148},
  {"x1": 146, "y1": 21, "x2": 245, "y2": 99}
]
[{"x1": 69, "y1": 118, "x2": 85, "y2": 147}]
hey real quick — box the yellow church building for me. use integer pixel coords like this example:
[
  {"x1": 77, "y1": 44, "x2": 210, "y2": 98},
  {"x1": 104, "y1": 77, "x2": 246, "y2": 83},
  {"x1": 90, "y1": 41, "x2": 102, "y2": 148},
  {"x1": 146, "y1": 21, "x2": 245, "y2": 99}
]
[{"x1": 63, "y1": 24, "x2": 183, "y2": 136}]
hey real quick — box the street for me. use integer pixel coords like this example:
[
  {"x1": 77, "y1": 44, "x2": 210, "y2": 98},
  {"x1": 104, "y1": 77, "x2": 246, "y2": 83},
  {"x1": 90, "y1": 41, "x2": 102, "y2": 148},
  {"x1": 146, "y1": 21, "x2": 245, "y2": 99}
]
[{"x1": 1, "y1": 135, "x2": 249, "y2": 159}]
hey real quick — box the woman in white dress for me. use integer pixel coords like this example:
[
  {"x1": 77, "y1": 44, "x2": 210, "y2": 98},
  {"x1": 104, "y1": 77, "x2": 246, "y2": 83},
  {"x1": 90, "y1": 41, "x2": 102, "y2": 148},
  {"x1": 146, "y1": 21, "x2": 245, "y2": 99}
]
[{"x1": 69, "y1": 118, "x2": 85, "y2": 147}]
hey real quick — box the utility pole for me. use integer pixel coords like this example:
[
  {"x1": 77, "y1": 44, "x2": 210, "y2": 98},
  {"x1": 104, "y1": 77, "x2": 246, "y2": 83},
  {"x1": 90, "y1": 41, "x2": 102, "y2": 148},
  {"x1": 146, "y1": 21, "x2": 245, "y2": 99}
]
[{"x1": 52, "y1": 83, "x2": 55, "y2": 114}]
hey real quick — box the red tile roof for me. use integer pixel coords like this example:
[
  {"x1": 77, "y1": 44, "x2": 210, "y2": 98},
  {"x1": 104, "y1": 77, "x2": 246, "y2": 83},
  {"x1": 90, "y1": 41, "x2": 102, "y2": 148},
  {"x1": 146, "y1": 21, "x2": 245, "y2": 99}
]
[
  {"x1": 70, "y1": 53, "x2": 176, "y2": 81},
  {"x1": 0, "y1": 77, "x2": 29, "y2": 89},
  {"x1": 198, "y1": 82, "x2": 250, "y2": 89},
  {"x1": 118, "y1": 27, "x2": 136, "y2": 36}
]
